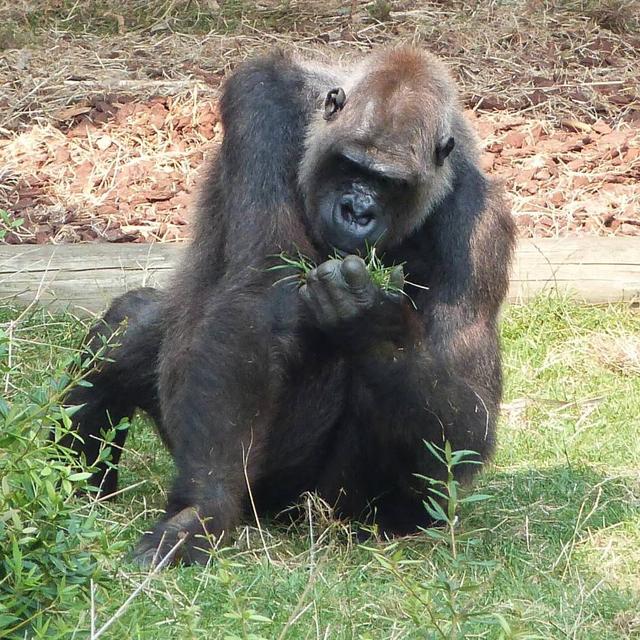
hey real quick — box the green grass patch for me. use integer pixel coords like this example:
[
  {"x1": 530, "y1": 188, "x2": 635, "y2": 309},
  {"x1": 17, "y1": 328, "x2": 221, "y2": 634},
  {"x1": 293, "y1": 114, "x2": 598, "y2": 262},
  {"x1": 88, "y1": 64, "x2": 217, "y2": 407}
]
[
  {"x1": 1, "y1": 297, "x2": 638, "y2": 638},
  {"x1": 0, "y1": 0, "x2": 307, "y2": 45}
]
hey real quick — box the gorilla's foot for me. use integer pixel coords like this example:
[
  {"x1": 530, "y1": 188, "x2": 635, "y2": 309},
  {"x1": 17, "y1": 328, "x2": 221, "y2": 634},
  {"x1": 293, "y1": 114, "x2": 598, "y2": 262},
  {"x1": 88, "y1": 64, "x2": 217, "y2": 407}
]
[{"x1": 130, "y1": 506, "x2": 218, "y2": 567}]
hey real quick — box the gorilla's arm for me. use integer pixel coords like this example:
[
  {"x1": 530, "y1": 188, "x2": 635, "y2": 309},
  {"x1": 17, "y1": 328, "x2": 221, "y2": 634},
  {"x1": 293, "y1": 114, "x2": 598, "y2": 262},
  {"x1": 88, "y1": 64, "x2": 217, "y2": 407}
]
[
  {"x1": 300, "y1": 256, "x2": 499, "y2": 444},
  {"x1": 300, "y1": 256, "x2": 498, "y2": 465},
  {"x1": 300, "y1": 170, "x2": 514, "y2": 480},
  {"x1": 131, "y1": 53, "x2": 339, "y2": 563}
]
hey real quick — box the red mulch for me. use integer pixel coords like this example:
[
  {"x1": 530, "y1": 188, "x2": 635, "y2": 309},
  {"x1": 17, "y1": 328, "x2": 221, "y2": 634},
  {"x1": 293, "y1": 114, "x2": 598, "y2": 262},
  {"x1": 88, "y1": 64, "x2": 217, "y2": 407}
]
[{"x1": 2, "y1": 94, "x2": 638, "y2": 244}]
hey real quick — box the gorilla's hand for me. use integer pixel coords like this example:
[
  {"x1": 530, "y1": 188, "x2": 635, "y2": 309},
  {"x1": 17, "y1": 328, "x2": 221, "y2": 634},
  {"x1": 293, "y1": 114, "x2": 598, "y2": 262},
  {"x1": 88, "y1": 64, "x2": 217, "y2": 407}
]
[{"x1": 299, "y1": 255, "x2": 406, "y2": 343}]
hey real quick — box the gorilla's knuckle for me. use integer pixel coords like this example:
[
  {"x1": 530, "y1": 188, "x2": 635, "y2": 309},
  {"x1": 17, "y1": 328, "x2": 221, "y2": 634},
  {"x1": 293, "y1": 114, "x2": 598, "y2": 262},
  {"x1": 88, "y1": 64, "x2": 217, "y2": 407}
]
[{"x1": 315, "y1": 260, "x2": 342, "y2": 281}]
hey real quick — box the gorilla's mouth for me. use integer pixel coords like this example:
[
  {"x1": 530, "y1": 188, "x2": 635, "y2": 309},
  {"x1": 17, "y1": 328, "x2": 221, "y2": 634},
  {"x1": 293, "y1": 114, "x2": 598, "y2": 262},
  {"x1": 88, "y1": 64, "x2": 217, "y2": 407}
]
[{"x1": 321, "y1": 199, "x2": 386, "y2": 257}]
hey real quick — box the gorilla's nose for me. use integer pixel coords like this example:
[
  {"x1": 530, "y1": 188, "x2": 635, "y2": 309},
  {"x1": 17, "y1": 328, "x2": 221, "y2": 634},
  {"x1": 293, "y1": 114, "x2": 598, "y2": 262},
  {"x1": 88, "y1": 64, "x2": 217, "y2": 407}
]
[{"x1": 337, "y1": 193, "x2": 377, "y2": 229}]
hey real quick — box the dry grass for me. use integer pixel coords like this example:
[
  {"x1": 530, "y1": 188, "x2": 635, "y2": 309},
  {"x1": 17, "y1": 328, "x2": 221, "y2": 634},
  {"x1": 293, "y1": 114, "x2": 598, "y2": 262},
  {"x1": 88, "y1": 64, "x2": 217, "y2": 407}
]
[
  {"x1": 1, "y1": 1, "x2": 639, "y2": 128},
  {"x1": 543, "y1": 329, "x2": 640, "y2": 377},
  {"x1": 1, "y1": 0, "x2": 639, "y2": 243},
  {"x1": 473, "y1": 110, "x2": 640, "y2": 235},
  {"x1": 581, "y1": 525, "x2": 640, "y2": 594},
  {"x1": 0, "y1": 94, "x2": 220, "y2": 242},
  {"x1": 588, "y1": 332, "x2": 640, "y2": 375}
]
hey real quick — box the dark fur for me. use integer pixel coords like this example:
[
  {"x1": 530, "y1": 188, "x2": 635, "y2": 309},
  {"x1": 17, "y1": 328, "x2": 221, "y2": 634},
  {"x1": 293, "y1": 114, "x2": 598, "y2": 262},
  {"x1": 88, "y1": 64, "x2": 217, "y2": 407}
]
[{"x1": 63, "y1": 48, "x2": 515, "y2": 564}]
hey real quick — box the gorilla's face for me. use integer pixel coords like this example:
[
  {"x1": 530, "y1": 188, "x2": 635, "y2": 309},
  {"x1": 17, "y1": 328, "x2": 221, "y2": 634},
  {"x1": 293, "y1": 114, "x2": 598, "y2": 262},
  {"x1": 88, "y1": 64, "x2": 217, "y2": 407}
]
[{"x1": 308, "y1": 147, "x2": 419, "y2": 255}]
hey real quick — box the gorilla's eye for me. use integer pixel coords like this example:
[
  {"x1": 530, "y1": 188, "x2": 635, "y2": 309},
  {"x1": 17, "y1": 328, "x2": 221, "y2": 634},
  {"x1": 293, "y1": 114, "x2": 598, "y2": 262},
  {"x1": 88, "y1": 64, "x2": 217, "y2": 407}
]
[{"x1": 335, "y1": 152, "x2": 412, "y2": 190}]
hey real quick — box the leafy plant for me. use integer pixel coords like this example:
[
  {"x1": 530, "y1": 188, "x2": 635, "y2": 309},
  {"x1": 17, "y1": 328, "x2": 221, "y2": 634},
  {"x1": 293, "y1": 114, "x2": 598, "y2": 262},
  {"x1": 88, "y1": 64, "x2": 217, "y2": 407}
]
[
  {"x1": 365, "y1": 442, "x2": 538, "y2": 639},
  {"x1": 269, "y1": 251, "x2": 317, "y2": 284},
  {"x1": 0, "y1": 209, "x2": 23, "y2": 242},
  {"x1": 0, "y1": 321, "x2": 124, "y2": 638},
  {"x1": 215, "y1": 558, "x2": 273, "y2": 640}
]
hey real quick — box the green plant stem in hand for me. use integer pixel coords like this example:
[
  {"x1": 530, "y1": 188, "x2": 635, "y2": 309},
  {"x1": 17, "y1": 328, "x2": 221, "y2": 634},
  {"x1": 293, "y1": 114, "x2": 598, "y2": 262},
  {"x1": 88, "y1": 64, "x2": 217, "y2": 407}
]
[{"x1": 269, "y1": 246, "x2": 408, "y2": 297}]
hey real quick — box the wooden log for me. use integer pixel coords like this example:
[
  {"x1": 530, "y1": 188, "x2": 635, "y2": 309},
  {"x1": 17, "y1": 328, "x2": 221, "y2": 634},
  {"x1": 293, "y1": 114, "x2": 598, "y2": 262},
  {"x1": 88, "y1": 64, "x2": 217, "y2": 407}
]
[
  {"x1": 1, "y1": 238, "x2": 638, "y2": 315},
  {"x1": 0, "y1": 243, "x2": 180, "y2": 314},
  {"x1": 510, "y1": 237, "x2": 640, "y2": 304}
]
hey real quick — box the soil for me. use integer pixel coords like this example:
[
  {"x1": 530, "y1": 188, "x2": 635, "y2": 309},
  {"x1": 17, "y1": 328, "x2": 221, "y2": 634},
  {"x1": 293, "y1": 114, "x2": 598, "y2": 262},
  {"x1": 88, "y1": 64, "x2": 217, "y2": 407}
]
[{"x1": 0, "y1": 1, "x2": 638, "y2": 244}]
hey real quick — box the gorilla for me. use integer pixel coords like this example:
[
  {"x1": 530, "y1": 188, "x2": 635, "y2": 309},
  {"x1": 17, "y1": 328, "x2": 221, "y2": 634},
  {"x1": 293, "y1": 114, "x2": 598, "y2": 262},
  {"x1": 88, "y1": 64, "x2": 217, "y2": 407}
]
[{"x1": 62, "y1": 46, "x2": 515, "y2": 564}]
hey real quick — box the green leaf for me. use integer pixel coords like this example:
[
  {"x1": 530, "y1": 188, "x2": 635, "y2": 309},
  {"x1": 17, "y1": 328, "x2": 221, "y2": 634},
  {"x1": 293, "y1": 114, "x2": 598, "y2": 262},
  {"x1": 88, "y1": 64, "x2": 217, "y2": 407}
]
[
  {"x1": 450, "y1": 447, "x2": 478, "y2": 458},
  {"x1": 459, "y1": 494, "x2": 492, "y2": 504},
  {"x1": 248, "y1": 613, "x2": 272, "y2": 623},
  {"x1": 423, "y1": 498, "x2": 448, "y2": 523},
  {"x1": 67, "y1": 472, "x2": 92, "y2": 482},
  {"x1": 421, "y1": 528, "x2": 447, "y2": 541},
  {"x1": 423, "y1": 440, "x2": 446, "y2": 463},
  {"x1": 0, "y1": 614, "x2": 20, "y2": 628},
  {"x1": 427, "y1": 487, "x2": 449, "y2": 501}
]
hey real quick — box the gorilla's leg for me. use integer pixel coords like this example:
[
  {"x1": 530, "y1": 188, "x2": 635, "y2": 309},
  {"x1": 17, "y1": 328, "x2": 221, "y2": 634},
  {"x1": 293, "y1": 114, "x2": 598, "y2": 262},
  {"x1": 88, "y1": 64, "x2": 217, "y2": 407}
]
[
  {"x1": 315, "y1": 416, "x2": 433, "y2": 538},
  {"x1": 131, "y1": 283, "x2": 294, "y2": 565},
  {"x1": 61, "y1": 288, "x2": 164, "y2": 497},
  {"x1": 128, "y1": 49, "x2": 340, "y2": 565}
]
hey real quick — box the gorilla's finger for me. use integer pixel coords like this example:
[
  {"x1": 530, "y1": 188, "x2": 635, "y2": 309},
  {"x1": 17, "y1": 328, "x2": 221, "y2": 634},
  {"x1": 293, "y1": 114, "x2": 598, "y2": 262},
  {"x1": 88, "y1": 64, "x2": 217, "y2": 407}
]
[
  {"x1": 340, "y1": 255, "x2": 370, "y2": 289},
  {"x1": 314, "y1": 259, "x2": 342, "y2": 282},
  {"x1": 327, "y1": 288, "x2": 360, "y2": 322},
  {"x1": 300, "y1": 282, "x2": 338, "y2": 326},
  {"x1": 389, "y1": 265, "x2": 405, "y2": 291}
]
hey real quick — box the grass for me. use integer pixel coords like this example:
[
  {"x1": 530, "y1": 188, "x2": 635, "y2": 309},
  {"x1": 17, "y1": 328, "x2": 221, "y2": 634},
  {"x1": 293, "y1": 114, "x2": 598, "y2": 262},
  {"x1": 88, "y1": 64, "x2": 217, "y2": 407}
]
[
  {"x1": 3, "y1": 0, "x2": 638, "y2": 42},
  {"x1": 0, "y1": 0, "x2": 323, "y2": 45},
  {"x1": 1, "y1": 296, "x2": 639, "y2": 639},
  {"x1": 270, "y1": 247, "x2": 406, "y2": 294}
]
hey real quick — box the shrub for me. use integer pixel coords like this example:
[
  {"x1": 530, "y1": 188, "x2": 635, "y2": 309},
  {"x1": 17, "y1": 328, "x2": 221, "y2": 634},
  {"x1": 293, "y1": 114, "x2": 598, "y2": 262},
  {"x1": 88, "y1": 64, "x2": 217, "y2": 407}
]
[{"x1": 0, "y1": 324, "x2": 123, "y2": 638}]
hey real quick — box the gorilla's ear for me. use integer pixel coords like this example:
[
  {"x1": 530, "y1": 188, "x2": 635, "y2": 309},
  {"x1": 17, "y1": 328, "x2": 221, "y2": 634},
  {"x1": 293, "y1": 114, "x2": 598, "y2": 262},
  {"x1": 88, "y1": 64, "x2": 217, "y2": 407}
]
[
  {"x1": 324, "y1": 87, "x2": 347, "y2": 121},
  {"x1": 435, "y1": 136, "x2": 455, "y2": 166}
]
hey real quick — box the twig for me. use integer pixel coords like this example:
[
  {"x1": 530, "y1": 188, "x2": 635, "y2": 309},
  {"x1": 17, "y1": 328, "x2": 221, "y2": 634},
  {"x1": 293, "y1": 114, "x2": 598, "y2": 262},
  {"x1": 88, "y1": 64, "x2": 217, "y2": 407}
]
[
  {"x1": 242, "y1": 433, "x2": 272, "y2": 564},
  {"x1": 62, "y1": 79, "x2": 216, "y2": 94},
  {"x1": 90, "y1": 536, "x2": 186, "y2": 639}
]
